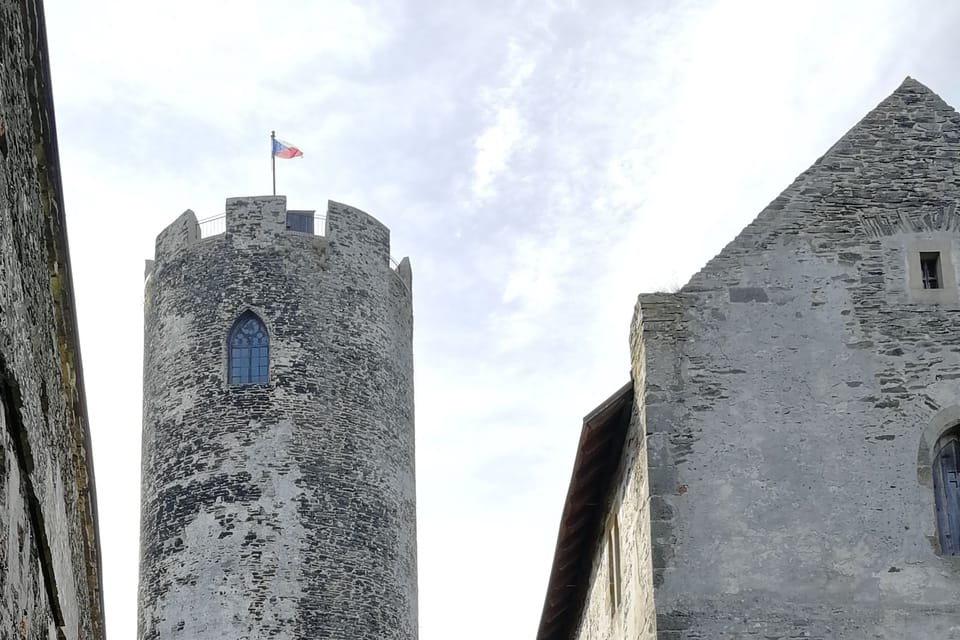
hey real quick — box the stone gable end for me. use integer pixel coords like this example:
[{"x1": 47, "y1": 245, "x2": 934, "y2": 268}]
[{"x1": 635, "y1": 77, "x2": 960, "y2": 638}]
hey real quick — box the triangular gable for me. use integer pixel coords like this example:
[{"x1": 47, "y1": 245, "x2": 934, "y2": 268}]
[{"x1": 686, "y1": 77, "x2": 960, "y2": 288}]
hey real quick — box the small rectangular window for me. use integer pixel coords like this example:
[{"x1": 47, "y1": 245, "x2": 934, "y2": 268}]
[
  {"x1": 607, "y1": 514, "x2": 622, "y2": 611},
  {"x1": 921, "y1": 252, "x2": 942, "y2": 289}
]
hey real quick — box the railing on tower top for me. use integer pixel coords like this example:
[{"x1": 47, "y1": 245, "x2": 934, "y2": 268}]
[
  {"x1": 197, "y1": 214, "x2": 226, "y2": 238},
  {"x1": 197, "y1": 213, "x2": 328, "y2": 239},
  {"x1": 196, "y1": 214, "x2": 405, "y2": 277}
]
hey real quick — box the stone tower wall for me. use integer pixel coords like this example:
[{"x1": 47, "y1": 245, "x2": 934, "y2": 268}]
[
  {"x1": 139, "y1": 196, "x2": 416, "y2": 640},
  {"x1": 635, "y1": 79, "x2": 960, "y2": 638}
]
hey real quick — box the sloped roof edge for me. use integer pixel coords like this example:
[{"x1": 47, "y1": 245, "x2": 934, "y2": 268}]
[{"x1": 536, "y1": 382, "x2": 634, "y2": 640}]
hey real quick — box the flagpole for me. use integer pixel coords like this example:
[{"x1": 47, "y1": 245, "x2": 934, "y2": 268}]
[{"x1": 270, "y1": 130, "x2": 276, "y2": 196}]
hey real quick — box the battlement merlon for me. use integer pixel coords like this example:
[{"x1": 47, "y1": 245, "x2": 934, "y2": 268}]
[
  {"x1": 153, "y1": 208, "x2": 200, "y2": 265},
  {"x1": 395, "y1": 256, "x2": 412, "y2": 291},
  {"x1": 326, "y1": 199, "x2": 391, "y2": 265},
  {"x1": 225, "y1": 195, "x2": 288, "y2": 241}
]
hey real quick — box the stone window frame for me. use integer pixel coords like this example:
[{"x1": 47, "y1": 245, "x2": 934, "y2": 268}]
[
  {"x1": 224, "y1": 308, "x2": 272, "y2": 386},
  {"x1": 905, "y1": 238, "x2": 958, "y2": 302}
]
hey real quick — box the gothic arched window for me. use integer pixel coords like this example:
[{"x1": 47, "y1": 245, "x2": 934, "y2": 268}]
[
  {"x1": 934, "y1": 430, "x2": 960, "y2": 555},
  {"x1": 228, "y1": 311, "x2": 269, "y2": 385}
]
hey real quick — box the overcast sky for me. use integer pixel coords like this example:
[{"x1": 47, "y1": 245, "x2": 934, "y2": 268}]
[{"x1": 40, "y1": 1, "x2": 960, "y2": 638}]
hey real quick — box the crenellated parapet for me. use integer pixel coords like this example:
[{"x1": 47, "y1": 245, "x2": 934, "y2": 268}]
[{"x1": 148, "y1": 197, "x2": 410, "y2": 296}]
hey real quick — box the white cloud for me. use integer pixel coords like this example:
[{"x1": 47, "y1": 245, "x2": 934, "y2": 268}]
[
  {"x1": 470, "y1": 39, "x2": 541, "y2": 199},
  {"x1": 472, "y1": 105, "x2": 525, "y2": 198}
]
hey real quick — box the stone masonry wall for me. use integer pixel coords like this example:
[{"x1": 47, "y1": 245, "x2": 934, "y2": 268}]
[
  {"x1": 139, "y1": 196, "x2": 416, "y2": 640},
  {"x1": 573, "y1": 401, "x2": 657, "y2": 640},
  {"x1": 0, "y1": 1, "x2": 106, "y2": 639},
  {"x1": 636, "y1": 78, "x2": 960, "y2": 638}
]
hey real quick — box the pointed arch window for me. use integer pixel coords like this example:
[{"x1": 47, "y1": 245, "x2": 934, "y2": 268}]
[
  {"x1": 934, "y1": 430, "x2": 960, "y2": 555},
  {"x1": 228, "y1": 311, "x2": 269, "y2": 385}
]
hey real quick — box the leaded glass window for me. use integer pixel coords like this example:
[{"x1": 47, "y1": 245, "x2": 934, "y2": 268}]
[{"x1": 228, "y1": 312, "x2": 269, "y2": 384}]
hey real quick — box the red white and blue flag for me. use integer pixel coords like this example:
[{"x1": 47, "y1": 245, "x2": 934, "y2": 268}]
[{"x1": 272, "y1": 137, "x2": 303, "y2": 159}]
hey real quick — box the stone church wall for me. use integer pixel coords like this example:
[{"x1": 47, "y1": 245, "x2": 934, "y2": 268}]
[
  {"x1": 0, "y1": 1, "x2": 106, "y2": 639},
  {"x1": 636, "y1": 78, "x2": 960, "y2": 638}
]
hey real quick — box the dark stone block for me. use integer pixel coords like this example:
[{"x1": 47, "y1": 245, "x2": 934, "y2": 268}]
[{"x1": 728, "y1": 287, "x2": 769, "y2": 303}]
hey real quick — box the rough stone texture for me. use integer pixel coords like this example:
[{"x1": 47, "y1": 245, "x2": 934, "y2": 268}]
[
  {"x1": 139, "y1": 196, "x2": 416, "y2": 640},
  {"x1": 0, "y1": 1, "x2": 106, "y2": 639},
  {"x1": 572, "y1": 404, "x2": 657, "y2": 640},
  {"x1": 633, "y1": 77, "x2": 960, "y2": 638}
]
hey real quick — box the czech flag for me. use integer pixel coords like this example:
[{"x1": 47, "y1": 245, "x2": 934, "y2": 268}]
[{"x1": 272, "y1": 137, "x2": 303, "y2": 159}]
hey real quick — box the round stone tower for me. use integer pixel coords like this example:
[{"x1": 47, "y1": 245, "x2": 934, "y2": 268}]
[{"x1": 138, "y1": 196, "x2": 416, "y2": 640}]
